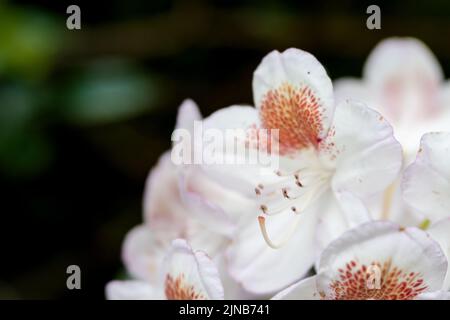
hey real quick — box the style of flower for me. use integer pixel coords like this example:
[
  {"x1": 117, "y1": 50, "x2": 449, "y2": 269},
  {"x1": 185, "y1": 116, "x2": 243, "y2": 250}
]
[{"x1": 273, "y1": 221, "x2": 450, "y2": 300}]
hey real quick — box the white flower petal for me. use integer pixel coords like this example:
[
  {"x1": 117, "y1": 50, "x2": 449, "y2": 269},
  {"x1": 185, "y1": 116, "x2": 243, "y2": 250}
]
[
  {"x1": 178, "y1": 165, "x2": 253, "y2": 233},
  {"x1": 428, "y1": 218, "x2": 450, "y2": 290},
  {"x1": 105, "y1": 280, "x2": 161, "y2": 300},
  {"x1": 271, "y1": 276, "x2": 320, "y2": 300},
  {"x1": 227, "y1": 198, "x2": 320, "y2": 294},
  {"x1": 316, "y1": 191, "x2": 371, "y2": 263},
  {"x1": 403, "y1": 132, "x2": 450, "y2": 221},
  {"x1": 121, "y1": 225, "x2": 166, "y2": 283},
  {"x1": 143, "y1": 153, "x2": 228, "y2": 256},
  {"x1": 253, "y1": 48, "x2": 334, "y2": 151},
  {"x1": 333, "y1": 77, "x2": 375, "y2": 106},
  {"x1": 365, "y1": 181, "x2": 423, "y2": 227},
  {"x1": 324, "y1": 100, "x2": 402, "y2": 198},
  {"x1": 172, "y1": 99, "x2": 202, "y2": 163},
  {"x1": 397, "y1": 115, "x2": 450, "y2": 159},
  {"x1": 416, "y1": 290, "x2": 450, "y2": 300},
  {"x1": 163, "y1": 239, "x2": 224, "y2": 300},
  {"x1": 317, "y1": 221, "x2": 447, "y2": 299},
  {"x1": 143, "y1": 152, "x2": 187, "y2": 232},
  {"x1": 175, "y1": 99, "x2": 202, "y2": 132},
  {"x1": 364, "y1": 38, "x2": 443, "y2": 88},
  {"x1": 199, "y1": 105, "x2": 277, "y2": 196},
  {"x1": 213, "y1": 254, "x2": 257, "y2": 300}
]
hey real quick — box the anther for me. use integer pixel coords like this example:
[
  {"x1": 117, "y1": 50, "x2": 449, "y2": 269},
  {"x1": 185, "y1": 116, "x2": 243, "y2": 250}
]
[{"x1": 260, "y1": 205, "x2": 268, "y2": 214}]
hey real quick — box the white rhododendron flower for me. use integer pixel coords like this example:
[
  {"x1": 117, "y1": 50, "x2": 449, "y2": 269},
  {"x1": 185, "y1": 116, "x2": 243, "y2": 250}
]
[
  {"x1": 197, "y1": 48, "x2": 402, "y2": 294},
  {"x1": 334, "y1": 37, "x2": 450, "y2": 157},
  {"x1": 274, "y1": 221, "x2": 450, "y2": 300},
  {"x1": 106, "y1": 42, "x2": 450, "y2": 300},
  {"x1": 106, "y1": 239, "x2": 224, "y2": 300}
]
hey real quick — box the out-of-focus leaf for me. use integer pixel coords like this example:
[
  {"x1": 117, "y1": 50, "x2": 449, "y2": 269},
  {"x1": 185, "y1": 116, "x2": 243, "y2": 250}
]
[
  {"x1": 0, "y1": 6, "x2": 63, "y2": 79},
  {"x1": 0, "y1": 129, "x2": 52, "y2": 178},
  {"x1": 0, "y1": 85, "x2": 36, "y2": 135},
  {"x1": 0, "y1": 85, "x2": 51, "y2": 177},
  {"x1": 62, "y1": 60, "x2": 159, "y2": 125}
]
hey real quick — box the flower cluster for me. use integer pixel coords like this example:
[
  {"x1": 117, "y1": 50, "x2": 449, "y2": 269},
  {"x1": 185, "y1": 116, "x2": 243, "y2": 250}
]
[{"x1": 106, "y1": 38, "x2": 450, "y2": 300}]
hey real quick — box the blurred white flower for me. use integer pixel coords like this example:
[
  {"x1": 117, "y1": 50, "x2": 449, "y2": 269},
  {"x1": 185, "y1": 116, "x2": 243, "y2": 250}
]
[
  {"x1": 335, "y1": 38, "x2": 450, "y2": 226},
  {"x1": 335, "y1": 37, "x2": 450, "y2": 158}
]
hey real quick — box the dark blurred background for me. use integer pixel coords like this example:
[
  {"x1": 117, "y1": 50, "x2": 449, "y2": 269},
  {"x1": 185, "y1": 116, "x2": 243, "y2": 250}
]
[{"x1": 0, "y1": 0, "x2": 449, "y2": 299}]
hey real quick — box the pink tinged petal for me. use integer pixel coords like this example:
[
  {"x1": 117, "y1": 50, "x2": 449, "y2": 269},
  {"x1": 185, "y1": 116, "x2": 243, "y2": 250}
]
[
  {"x1": 173, "y1": 99, "x2": 202, "y2": 163},
  {"x1": 324, "y1": 100, "x2": 403, "y2": 198},
  {"x1": 253, "y1": 48, "x2": 334, "y2": 153},
  {"x1": 121, "y1": 225, "x2": 166, "y2": 283},
  {"x1": 227, "y1": 198, "x2": 320, "y2": 295},
  {"x1": 272, "y1": 276, "x2": 320, "y2": 300},
  {"x1": 428, "y1": 218, "x2": 450, "y2": 290},
  {"x1": 363, "y1": 37, "x2": 443, "y2": 123},
  {"x1": 175, "y1": 99, "x2": 202, "y2": 132},
  {"x1": 316, "y1": 221, "x2": 447, "y2": 300},
  {"x1": 416, "y1": 291, "x2": 450, "y2": 300},
  {"x1": 403, "y1": 132, "x2": 450, "y2": 221},
  {"x1": 163, "y1": 239, "x2": 224, "y2": 300},
  {"x1": 105, "y1": 280, "x2": 161, "y2": 300},
  {"x1": 143, "y1": 152, "x2": 187, "y2": 232}
]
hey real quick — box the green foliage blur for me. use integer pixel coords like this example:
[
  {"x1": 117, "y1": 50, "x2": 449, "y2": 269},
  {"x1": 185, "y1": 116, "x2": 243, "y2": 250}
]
[{"x1": 0, "y1": 3, "x2": 159, "y2": 178}]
